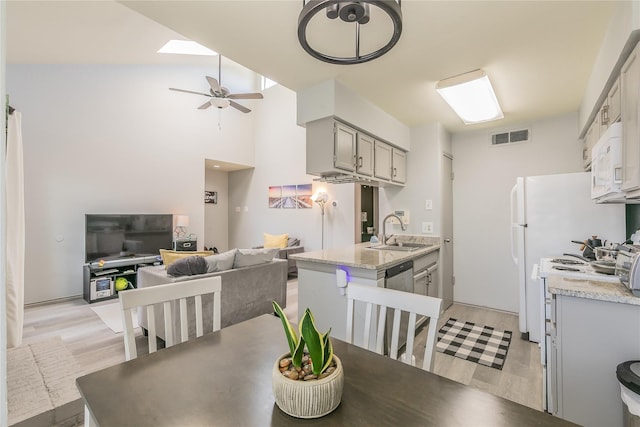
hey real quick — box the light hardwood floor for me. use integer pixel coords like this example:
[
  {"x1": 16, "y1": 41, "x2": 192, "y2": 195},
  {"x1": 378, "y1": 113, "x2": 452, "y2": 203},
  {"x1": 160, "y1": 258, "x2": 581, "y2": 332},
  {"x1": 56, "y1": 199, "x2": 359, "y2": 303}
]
[{"x1": 21, "y1": 278, "x2": 542, "y2": 412}]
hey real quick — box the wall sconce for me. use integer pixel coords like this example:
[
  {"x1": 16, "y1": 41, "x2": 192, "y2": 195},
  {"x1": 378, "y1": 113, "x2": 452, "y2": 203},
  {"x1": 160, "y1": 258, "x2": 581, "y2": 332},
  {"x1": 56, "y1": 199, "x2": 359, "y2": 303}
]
[
  {"x1": 311, "y1": 191, "x2": 330, "y2": 249},
  {"x1": 174, "y1": 215, "x2": 189, "y2": 238}
]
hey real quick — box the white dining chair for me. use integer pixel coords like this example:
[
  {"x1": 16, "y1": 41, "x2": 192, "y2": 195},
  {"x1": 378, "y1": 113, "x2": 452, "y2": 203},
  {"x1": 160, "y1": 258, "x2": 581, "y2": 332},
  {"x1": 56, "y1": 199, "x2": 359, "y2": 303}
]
[
  {"x1": 346, "y1": 282, "x2": 443, "y2": 372},
  {"x1": 119, "y1": 276, "x2": 222, "y2": 361}
]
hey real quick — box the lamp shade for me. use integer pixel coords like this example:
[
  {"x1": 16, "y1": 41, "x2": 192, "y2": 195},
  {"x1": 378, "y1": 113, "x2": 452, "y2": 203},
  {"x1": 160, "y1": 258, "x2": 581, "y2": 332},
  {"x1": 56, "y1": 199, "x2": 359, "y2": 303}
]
[{"x1": 175, "y1": 215, "x2": 189, "y2": 227}]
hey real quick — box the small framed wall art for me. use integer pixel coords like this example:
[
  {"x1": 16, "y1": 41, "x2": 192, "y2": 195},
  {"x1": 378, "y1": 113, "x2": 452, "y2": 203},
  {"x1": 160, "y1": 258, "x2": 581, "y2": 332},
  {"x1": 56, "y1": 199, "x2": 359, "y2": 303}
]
[{"x1": 205, "y1": 191, "x2": 218, "y2": 204}]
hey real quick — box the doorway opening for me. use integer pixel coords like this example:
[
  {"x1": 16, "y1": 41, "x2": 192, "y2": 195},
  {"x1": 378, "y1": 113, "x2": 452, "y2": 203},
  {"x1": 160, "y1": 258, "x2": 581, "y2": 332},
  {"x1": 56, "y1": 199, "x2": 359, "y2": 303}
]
[{"x1": 356, "y1": 184, "x2": 378, "y2": 243}]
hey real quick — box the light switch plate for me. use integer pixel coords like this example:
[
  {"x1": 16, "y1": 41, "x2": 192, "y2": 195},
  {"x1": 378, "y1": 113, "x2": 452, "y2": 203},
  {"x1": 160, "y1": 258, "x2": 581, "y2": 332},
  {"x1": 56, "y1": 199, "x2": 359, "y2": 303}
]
[
  {"x1": 425, "y1": 200, "x2": 433, "y2": 210},
  {"x1": 422, "y1": 222, "x2": 433, "y2": 234}
]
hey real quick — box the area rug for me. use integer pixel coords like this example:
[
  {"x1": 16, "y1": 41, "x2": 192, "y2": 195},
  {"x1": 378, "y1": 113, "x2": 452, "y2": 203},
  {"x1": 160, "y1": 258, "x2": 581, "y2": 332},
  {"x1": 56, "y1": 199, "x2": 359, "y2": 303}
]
[
  {"x1": 90, "y1": 301, "x2": 139, "y2": 333},
  {"x1": 436, "y1": 318, "x2": 512, "y2": 370}
]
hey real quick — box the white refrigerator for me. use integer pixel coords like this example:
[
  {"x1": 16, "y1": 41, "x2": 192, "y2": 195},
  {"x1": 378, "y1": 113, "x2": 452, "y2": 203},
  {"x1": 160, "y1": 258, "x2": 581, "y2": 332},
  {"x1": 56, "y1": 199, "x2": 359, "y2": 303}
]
[{"x1": 510, "y1": 172, "x2": 625, "y2": 343}]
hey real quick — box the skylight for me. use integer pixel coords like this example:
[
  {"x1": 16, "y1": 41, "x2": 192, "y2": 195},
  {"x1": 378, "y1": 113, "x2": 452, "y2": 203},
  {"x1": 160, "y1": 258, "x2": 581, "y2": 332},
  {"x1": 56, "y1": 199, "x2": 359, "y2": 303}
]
[
  {"x1": 157, "y1": 40, "x2": 217, "y2": 56},
  {"x1": 261, "y1": 76, "x2": 278, "y2": 90}
]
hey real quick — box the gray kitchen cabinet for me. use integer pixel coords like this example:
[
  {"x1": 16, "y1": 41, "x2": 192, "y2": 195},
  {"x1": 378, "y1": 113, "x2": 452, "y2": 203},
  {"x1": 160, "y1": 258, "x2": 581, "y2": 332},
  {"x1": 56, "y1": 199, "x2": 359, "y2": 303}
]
[
  {"x1": 622, "y1": 41, "x2": 640, "y2": 193},
  {"x1": 413, "y1": 250, "x2": 439, "y2": 298},
  {"x1": 583, "y1": 114, "x2": 599, "y2": 170},
  {"x1": 551, "y1": 294, "x2": 640, "y2": 426},
  {"x1": 374, "y1": 140, "x2": 392, "y2": 181},
  {"x1": 356, "y1": 133, "x2": 374, "y2": 176},
  {"x1": 607, "y1": 76, "x2": 621, "y2": 125},
  {"x1": 334, "y1": 121, "x2": 357, "y2": 172},
  {"x1": 392, "y1": 148, "x2": 406, "y2": 184}
]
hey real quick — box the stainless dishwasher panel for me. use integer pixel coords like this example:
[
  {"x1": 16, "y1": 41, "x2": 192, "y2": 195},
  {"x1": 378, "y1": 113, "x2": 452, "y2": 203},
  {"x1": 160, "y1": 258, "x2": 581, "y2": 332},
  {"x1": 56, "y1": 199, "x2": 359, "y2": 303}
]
[{"x1": 384, "y1": 261, "x2": 414, "y2": 355}]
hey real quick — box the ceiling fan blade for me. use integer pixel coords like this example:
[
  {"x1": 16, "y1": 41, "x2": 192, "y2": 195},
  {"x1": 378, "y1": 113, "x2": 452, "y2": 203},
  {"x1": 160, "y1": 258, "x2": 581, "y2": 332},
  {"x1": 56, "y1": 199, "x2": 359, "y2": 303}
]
[
  {"x1": 169, "y1": 88, "x2": 212, "y2": 97},
  {"x1": 227, "y1": 93, "x2": 264, "y2": 100},
  {"x1": 198, "y1": 101, "x2": 212, "y2": 110},
  {"x1": 206, "y1": 76, "x2": 222, "y2": 93},
  {"x1": 229, "y1": 100, "x2": 251, "y2": 113}
]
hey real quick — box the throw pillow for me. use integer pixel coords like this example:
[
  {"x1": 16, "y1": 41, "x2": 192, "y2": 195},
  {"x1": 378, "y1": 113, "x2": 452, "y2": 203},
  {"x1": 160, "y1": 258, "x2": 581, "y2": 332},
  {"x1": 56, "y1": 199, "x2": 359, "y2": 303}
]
[
  {"x1": 233, "y1": 248, "x2": 278, "y2": 268},
  {"x1": 264, "y1": 233, "x2": 288, "y2": 249},
  {"x1": 159, "y1": 249, "x2": 214, "y2": 269},
  {"x1": 204, "y1": 249, "x2": 237, "y2": 273},
  {"x1": 166, "y1": 256, "x2": 208, "y2": 277}
]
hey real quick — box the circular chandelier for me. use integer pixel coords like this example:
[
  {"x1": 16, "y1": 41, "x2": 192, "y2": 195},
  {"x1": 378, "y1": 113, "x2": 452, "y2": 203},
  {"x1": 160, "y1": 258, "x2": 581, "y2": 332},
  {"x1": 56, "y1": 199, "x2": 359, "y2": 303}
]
[{"x1": 297, "y1": 1, "x2": 403, "y2": 65}]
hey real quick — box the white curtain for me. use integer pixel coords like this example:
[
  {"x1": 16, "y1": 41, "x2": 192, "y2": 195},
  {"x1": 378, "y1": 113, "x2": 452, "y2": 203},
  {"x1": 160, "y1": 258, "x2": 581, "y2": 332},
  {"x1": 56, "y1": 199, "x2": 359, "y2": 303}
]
[{"x1": 6, "y1": 111, "x2": 25, "y2": 348}]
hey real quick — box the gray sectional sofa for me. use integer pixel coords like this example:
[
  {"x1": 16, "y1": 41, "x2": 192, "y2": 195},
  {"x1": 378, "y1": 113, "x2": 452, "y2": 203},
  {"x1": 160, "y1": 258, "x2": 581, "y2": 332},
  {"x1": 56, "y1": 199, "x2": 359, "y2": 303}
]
[{"x1": 136, "y1": 258, "x2": 287, "y2": 342}]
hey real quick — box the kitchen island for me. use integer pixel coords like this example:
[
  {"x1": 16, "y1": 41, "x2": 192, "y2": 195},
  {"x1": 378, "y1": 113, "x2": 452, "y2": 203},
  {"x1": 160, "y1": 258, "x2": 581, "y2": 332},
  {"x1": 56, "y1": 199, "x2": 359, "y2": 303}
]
[{"x1": 290, "y1": 236, "x2": 439, "y2": 343}]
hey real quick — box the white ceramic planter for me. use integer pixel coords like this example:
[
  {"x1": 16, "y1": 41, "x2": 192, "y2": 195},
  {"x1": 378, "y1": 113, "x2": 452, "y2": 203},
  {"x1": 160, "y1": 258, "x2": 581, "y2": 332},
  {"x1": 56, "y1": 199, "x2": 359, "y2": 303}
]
[{"x1": 272, "y1": 353, "x2": 344, "y2": 419}]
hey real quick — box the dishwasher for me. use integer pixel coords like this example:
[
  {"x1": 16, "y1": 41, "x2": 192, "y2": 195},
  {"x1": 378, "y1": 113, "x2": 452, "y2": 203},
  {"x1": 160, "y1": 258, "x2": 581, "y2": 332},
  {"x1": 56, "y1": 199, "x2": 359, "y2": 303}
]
[{"x1": 384, "y1": 260, "x2": 414, "y2": 355}]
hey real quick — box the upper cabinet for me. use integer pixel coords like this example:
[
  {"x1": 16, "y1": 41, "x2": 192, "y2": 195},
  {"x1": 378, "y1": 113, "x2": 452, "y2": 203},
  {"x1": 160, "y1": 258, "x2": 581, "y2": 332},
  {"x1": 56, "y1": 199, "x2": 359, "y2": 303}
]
[
  {"x1": 374, "y1": 140, "x2": 392, "y2": 181},
  {"x1": 356, "y1": 133, "x2": 374, "y2": 176},
  {"x1": 584, "y1": 36, "x2": 640, "y2": 203},
  {"x1": 392, "y1": 148, "x2": 406, "y2": 184},
  {"x1": 334, "y1": 122, "x2": 357, "y2": 172},
  {"x1": 306, "y1": 117, "x2": 406, "y2": 186},
  {"x1": 622, "y1": 41, "x2": 640, "y2": 194}
]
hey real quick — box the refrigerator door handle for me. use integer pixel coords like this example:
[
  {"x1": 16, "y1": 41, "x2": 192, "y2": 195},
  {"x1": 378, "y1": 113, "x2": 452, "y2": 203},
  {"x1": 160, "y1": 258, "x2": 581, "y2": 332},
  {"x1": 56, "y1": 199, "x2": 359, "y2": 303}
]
[{"x1": 510, "y1": 184, "x2": 519, "y2": 265}]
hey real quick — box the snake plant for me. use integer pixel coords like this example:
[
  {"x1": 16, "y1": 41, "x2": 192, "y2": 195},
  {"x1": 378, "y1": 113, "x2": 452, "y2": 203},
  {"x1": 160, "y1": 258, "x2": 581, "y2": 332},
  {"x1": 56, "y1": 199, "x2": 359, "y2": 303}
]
[{"x1": 273, "y1": 301, "x2": 334, "y2": 376}]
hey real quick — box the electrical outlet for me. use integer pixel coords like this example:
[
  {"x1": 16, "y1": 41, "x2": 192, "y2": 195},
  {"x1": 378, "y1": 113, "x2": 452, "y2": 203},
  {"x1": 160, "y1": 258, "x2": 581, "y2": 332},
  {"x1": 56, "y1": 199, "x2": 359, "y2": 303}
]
[
  {"x1": 422, "y1": 222, "x2": 433, "y2": 234},
  {"x1": 425, "y1": 200, "x2": 433, "y2": 210}
]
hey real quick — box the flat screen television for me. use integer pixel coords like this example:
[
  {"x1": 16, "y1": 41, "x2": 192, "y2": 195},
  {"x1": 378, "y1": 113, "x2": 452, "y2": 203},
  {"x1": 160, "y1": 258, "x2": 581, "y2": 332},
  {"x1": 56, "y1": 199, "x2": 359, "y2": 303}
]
[{"x1": 85, "y1": 214, "x2": 173, "y2": 263}]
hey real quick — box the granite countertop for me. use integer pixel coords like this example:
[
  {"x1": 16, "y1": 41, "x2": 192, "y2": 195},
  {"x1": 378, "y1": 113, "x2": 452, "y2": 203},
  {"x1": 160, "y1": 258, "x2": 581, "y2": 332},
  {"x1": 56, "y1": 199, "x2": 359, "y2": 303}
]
[
  {"x1": 547, "y1": 275, "x2": 640, "y2": 306},
  {"x1": 290, "y1": 236, "x2": 440, "y2": 270}
]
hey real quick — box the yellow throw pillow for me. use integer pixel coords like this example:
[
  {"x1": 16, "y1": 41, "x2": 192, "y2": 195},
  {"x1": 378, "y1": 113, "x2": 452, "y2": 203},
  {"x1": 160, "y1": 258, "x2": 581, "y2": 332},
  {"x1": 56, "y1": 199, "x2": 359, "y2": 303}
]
[
  {"x1": 159, "y1": 249, "x2": 214, "y2": 269},
  {"x1": 264, "y1": 233, "x2": 288, "y2": 249}
]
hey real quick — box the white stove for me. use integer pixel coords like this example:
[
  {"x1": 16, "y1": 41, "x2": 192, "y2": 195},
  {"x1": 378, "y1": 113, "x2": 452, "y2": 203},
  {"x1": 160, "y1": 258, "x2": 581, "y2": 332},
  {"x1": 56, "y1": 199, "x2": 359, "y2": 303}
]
[{"x1": 538, "y1": 256, "x2": 621, "y2": 283}]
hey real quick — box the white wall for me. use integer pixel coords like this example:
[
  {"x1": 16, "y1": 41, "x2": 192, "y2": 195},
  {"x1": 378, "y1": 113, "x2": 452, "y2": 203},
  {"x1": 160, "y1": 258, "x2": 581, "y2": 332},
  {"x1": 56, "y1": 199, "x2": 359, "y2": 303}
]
[
  {"x1": 8, "y1": 64, "x2": 256, "y2": 303},
  {"x1": 204, "y1": 168, "x2": 229, "y2": 252},
  {"x1": 228, "y1": 84, "x2": 356, "y2": 251},
  {"x1": 452, "y1": 113, "x2": 583, "y2": 312},
  {"x1": 379, "y1": 122, "x2": 449, "y2": 236},
  {"x1": 297, "y1": 80, "x2": 411, "y2": 150}
]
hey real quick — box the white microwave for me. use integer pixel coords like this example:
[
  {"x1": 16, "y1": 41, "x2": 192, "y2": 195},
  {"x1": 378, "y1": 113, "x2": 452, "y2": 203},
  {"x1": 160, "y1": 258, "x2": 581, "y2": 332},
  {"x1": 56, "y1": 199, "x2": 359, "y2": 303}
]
[
  {"x1": 591, "y1": 122, "x2": 622, "y2": 202},
  {"x1": 90, "y1": 277, "x2": 114, "y2": 300}
]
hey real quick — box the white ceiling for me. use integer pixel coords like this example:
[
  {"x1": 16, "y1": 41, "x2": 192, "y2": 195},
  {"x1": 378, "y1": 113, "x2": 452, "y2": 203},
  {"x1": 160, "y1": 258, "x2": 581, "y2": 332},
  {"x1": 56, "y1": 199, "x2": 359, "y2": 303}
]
[{"x1": 6, "y1": 1, "x2": 615, "y2": 134}]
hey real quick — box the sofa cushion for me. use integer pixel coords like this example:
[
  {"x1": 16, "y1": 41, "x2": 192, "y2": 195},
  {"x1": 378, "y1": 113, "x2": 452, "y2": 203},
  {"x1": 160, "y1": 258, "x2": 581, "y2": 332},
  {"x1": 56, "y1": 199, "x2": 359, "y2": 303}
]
[
  {"x1": 166, "y1": 256, "x2": 208, "y2": 277},
  {"x1": 160, "y1": 249, "x2": 214, "y2": 269},
  {"x1": 264, "y1": 233, "x2": 289, "y2": 249},
  {"x1": 233, "y1": 248, "x2": 278, "y2": 268},
  {"x1": 204, "y1": 249, "x2": 237, "y2": 273}
]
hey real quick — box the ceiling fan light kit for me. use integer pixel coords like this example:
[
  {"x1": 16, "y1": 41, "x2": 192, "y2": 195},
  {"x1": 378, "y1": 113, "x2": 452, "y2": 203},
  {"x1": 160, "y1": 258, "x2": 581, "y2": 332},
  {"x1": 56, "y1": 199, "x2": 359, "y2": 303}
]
[
  {"x1": 298, "y1": 0, "x2": 402, "y2": 65},
  {"x1": 169, "y1": 55, "x2": 263, "y2": 113},
  {"x1": 436, "y1": 69, "x2": 504, "y2": 125}
]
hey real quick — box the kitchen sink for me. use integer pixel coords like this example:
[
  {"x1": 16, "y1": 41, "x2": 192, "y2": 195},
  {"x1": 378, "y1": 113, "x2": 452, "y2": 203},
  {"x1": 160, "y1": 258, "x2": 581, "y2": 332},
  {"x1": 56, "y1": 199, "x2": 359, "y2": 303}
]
[{"x1": 367, "y1": 242, "x2": 432, "y2": 252}]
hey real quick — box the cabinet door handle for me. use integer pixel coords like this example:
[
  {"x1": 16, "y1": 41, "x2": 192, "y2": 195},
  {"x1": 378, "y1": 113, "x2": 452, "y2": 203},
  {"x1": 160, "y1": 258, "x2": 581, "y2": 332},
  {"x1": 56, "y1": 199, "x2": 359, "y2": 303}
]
[
  {"x1": 444, "y1": 239, "x2": 451, "y2": 243},
  {"x1": 358, "y1": 156, "x2": 363, "y2": 168},
  {"x1": 393, "y1": 167, "x2": 397, "y2": 177}
]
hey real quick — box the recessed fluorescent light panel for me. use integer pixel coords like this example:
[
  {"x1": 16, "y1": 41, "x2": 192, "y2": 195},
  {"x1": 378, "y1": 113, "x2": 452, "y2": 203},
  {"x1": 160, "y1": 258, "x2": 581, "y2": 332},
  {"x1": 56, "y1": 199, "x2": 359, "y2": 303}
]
[
  {"x1": 157, "y1": 40, "x2": 217, "y2": 56},
  {"x1": 436, "y1": 69, "x2": 503, "y2": 124}
]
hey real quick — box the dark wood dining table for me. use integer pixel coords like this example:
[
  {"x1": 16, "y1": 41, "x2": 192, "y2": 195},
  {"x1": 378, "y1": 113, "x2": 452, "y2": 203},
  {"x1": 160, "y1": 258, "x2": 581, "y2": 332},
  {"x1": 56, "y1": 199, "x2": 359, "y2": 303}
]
[{"x1": 77, "y1": 314, "x2": 575, "y2": 426}]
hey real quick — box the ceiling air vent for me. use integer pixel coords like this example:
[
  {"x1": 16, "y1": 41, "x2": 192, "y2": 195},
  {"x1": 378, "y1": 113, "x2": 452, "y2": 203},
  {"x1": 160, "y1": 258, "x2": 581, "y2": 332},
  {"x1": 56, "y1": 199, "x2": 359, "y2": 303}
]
[{"x1": 491, "y1": 129, "x2": 530, "y2": 146}]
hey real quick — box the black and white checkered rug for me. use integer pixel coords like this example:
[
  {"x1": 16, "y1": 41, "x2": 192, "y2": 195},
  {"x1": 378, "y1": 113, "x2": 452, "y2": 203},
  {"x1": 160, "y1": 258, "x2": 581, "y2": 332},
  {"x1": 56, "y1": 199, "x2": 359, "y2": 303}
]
[{"x1": 436, "y1": 318, "x2": 512, "y2": 370}]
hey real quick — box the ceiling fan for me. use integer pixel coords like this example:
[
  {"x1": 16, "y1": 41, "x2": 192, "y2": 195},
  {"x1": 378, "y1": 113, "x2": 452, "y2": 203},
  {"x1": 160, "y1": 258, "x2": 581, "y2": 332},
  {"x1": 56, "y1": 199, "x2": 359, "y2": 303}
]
[{"x1": 169, "y1": 55, "x2": 263, "y2": 113}]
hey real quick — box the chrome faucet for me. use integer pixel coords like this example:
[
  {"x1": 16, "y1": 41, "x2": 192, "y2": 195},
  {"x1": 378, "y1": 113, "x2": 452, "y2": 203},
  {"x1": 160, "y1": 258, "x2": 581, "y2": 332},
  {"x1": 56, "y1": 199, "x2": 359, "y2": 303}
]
[{"x1": 382, "y1": 213, "x2": 407, "y2": 245}]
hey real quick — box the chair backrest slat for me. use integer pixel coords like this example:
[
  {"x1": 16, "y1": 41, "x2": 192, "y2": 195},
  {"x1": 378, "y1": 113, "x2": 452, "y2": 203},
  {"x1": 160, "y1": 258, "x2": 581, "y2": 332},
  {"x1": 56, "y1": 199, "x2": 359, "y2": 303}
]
[
  {"x1": 345, "y1": 281, "x2": 442, "y2": 372},
  {"x1": 119, "y1": 276, "x2": 222, "y2": 361}
]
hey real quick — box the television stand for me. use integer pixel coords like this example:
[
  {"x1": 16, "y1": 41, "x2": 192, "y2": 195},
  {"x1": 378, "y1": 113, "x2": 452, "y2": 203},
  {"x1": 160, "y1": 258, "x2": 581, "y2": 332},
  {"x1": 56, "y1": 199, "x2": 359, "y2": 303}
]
[{"x1": 83, "y1": 255, "x2": 162, "y2": 303}]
